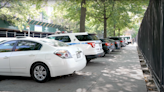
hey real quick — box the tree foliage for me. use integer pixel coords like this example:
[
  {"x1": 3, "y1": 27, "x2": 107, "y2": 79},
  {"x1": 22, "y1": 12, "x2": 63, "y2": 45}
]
[
  {"x1": 52, "y1": 0, "x2": 149, "y2": 37},
  {"x1": 51, "y1": 2, "x2": 80, "y2": 32},
  {"x1": 86, "y1": 0, "x2": 148, "y2": 37},
  {"x1": 0, "y1": 0, "x2": 47, "y2": 31}
]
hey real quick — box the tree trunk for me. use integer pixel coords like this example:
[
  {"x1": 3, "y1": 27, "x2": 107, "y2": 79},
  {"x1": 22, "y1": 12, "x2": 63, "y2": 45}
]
[
  {"x1": 118, "y1": 28, "x2": 120, "y2": 36},
  {"x1": 103, "y1": 3, "x2": 107, "y2": 38},
  {"x1": 80, "y1": 0, "x2": 86, "y2": 32},
  {"x1": 104, "y1": 18, "x2": 107, "y2": 38},
  {"x1": 69, "y1": 25, "x2": 70, "y2": 31},
  {"x1": 113, "y1": 24, "x2": 115, "y2": 36}
]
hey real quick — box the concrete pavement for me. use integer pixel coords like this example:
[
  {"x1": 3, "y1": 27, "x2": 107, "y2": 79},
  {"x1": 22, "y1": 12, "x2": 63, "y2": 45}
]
[{"x1": 0, "y1": 44, "x2": 147, "y2": 92}]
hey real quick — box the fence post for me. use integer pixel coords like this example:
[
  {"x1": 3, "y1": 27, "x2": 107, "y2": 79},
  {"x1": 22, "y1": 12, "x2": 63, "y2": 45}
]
[{"x1": 161, "y1": 0, "x2": 164, "y2": 91}]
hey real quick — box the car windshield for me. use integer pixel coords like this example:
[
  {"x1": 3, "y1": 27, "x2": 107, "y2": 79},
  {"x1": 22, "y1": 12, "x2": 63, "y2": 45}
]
[
  {"x1": 0, "y1": 40, "x2": 9, "y2": 44},
  {"x1": 40, "y1": 39, "x2": 68, "y2": 47},
  {"x1": 76, "y1": 34, "x2": 99, "y2": 41},
  {"x1": 0, "y1": 40, "x2": 5, "y2": 44}
]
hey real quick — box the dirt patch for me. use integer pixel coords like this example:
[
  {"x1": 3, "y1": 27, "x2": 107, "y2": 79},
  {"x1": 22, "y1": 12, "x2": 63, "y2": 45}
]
[{"x1": 137, "y1": 48, "x2": 159, "y2": 92}]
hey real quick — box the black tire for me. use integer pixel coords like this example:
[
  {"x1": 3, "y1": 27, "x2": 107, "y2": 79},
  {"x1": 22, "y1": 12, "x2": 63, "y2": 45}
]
[
  {"x1": 87, "y1": 59, "x2": 91, "y2": 63},
  {"x1": 101, "y1": 52, "x2": 106, "y2": 57},
  {"x1": 31, "y1": 63, "x2": 50, "y2": 83}
]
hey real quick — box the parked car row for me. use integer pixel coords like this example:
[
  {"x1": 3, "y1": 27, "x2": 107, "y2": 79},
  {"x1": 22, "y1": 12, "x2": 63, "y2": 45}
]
[
  {"x1": 47, "y1": 33, "x2": 104, "y2": 62},
  {"x1": 0, "y1": 32, "x2": 130, "y2": 83},
  {"x1": 120, "y1": 36, "x2": 132, "y2": 44}
]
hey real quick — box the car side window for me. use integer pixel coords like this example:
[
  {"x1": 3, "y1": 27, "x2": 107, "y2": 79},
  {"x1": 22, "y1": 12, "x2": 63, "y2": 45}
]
[
  {"x1": 47, "y1": 36, "x2": 55, "y2": 39},
  {"x1": 0, "y1": 41, "x2": 17, "y2": 52},
  {"x1": 15, "y1": 40, "x2": 42, "y2": 51},
  {"x1": 55, "y1": 36, "x2": 71, "y2": 42}
]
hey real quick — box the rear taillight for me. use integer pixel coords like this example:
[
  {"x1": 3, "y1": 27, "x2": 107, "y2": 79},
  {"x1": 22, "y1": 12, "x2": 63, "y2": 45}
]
[
  {"x1": 105, "y1": 42, "x2": 110, "y2": 46},
  {"x1": 115, "y1": 42, "x2": 117, "y2": 44},
  {"x1": 54, "y1": 49, "x2": 72, "y2": 59},
  {"x1": 88, "y1": 42, "x2": 95, "y2": 48},
  {"x1": 120, "y1": 40, "x2": 123, "y2": 43}
]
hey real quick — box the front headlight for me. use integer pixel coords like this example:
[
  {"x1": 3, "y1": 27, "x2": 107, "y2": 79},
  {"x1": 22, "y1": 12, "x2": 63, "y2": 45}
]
[{"x1": 54, "y1": 49, "x2": 72, "y2": 59}]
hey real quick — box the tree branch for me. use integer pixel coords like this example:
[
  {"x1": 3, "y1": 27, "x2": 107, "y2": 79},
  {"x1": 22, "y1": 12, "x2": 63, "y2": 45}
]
[
  {"x1": 88, "y1": 12, "x2": 104, "y2": 19},
  {"x1": 95, "y1": 0, "x2": 102, "y2": 7},
  {"x1": 106, "y1": 0, "x2": 115, "y2": 19},
  {"x1": 0, "y1": 0, "x2": 10, "y2": 9},
  {"x1": 98, "y1": 18, "x2": 103, "y2": 22}
]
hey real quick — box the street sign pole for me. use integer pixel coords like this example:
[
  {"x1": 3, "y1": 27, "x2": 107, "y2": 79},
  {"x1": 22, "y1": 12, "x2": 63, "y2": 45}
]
[
  {"x1": 26, "y1": 26, "x2": 30, "y2": 37},
  {"x1": 28, "y1": 28, "x2": 30, "y2": 37}
]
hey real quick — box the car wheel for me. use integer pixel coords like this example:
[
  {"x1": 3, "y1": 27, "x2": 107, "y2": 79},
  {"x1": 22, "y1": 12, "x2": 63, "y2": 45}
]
[
  {"x1": 101, "y1": 52, "x2": 106, "y2": 57},
  {"x1": 31, "y1": 63, "x2": 50, "y2": 83},
  {"x1": 87, "y1": 59, "x2": 91, "y2": 63}
]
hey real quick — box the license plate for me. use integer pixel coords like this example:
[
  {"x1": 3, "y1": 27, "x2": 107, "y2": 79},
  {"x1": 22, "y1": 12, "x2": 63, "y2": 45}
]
[
  {"x1": 99, "y1": 44, "x2": 102, "y2": 47},
  {"x1": 97, "y1": 48, "x2": 102, "y2": 51},
  {"x1": 76, "y1": 53, "x2": 81, "y2": 58}
]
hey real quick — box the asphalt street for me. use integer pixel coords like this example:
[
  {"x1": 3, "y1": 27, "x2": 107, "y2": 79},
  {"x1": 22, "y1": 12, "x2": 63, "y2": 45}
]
[{"x1": 0, "y1": 44, "x2": 147, "y2": 92}]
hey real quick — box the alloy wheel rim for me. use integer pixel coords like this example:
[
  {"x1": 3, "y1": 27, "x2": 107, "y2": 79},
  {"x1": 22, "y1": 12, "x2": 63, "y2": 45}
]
[{"x1": 34, "y1": 65, "x2": 47, "y2": 81}]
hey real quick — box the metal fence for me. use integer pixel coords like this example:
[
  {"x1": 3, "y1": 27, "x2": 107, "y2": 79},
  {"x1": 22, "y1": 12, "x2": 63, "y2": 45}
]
[{"x1": 137, "y1": 0, "x2": 164, "y2": 91}]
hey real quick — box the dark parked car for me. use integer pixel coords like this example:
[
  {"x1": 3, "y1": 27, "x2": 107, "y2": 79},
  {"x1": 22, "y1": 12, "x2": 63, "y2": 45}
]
[
  {"x1": 99, "y1": 39, "x2": 112, "y2": 56},
  {"x1": 108, "y1": 37, "x2": 126, "y2": 47},
  {"x1": 108, "y1": 38, "x2": 121, "y2": 49},
  {"x1": 107, "y1": 39, "x2": 116, "y2": 51}
]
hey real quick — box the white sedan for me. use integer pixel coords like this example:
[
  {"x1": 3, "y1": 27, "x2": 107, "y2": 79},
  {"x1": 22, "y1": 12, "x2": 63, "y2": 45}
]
[{"x1": 0, "y1": 37, "x2": 87, "y2": 82}]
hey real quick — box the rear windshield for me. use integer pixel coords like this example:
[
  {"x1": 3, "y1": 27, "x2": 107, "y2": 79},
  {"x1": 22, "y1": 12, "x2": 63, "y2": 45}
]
[
  {"x1": 109, "y1": 38, "x2": 121, "y2": 40},
  {"x1": 126, "y1": 37, "x2": 130, "y2": 39},
  {"x1": 100, "y1": 39, "x2": 105, "y2": 42},
  {"x1": 108, "y1": 39, "x2": 114, "y2": 41},
  {"x1": 40, "y1": 39, "x2": 68, "y2": 47},
  {"x1": 100, "y1": 39, "x2": 109, "y2": 42},
  {"x1": 104, "y1": 39, "x2": 110, "y2": 42},
  {"x1": 47, "y1": 36, "x2": 71, "y2": 42},
  {"x1": 76, "y1": 34, "x2": 98, "y2": 41}
]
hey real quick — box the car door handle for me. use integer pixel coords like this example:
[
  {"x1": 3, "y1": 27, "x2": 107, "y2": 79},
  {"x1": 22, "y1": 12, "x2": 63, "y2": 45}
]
[
  {"x1": 29, "y1": 54, "x2": 35, "y2": 56},
  {"x1": 3, "y1": 56, "x2": 9, "y2": 59}
]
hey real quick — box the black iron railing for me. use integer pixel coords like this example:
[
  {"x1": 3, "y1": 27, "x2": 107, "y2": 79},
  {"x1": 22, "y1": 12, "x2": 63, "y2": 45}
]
[{"x1": 138, "y1": 0, "x2": 164, "y2": 91}]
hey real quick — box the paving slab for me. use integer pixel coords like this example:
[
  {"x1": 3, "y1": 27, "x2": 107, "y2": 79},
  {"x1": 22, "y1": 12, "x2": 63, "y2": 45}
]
[{"x1": 88, "y1": 45, "x2": 147, "y2": 92}]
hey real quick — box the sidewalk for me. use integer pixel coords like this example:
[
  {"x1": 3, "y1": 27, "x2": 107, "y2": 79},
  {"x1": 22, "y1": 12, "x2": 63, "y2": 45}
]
[{"x1": 87, "y1": 44, "x2": 147, "y2": 92}]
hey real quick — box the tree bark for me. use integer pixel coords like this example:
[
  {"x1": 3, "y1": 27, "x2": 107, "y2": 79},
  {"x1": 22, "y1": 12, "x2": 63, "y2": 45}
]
[
  {"x1": 104, "y1": 18, "x2": 107, "y2": 38},
  {"x1": 80, "y1": 0, "x2": 86, "y2": 32},
  {"x1": 103, "y1": 3, "x2": 107, "y2": 38},
  {"x1": 118, "y1": 28, "x2": 120, "y2": 36},
  {"x1": 114, "y1": 24, "x2": 115, "y2": 36},
  {"x1": 0, "y1": 1, "x2": 9, "y2": 9}
]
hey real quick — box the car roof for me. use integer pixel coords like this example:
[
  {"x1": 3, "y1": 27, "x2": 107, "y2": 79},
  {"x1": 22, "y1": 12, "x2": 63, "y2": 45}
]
[
  {"x1": 48, "y1": 32, "x2": 89, "y2": 37},
  {"x1": 108, "y1": 36, "x2": 121, "y2": 38},
  {"x1": 0, "y1": 37, "x2": 53, "y2": 44},
  {"x1": 106, "y1": 38, "x2": 115, "y2": 41},
  {"x1": 120, "y1": 36, "x2": 131, "y2": 37}
]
